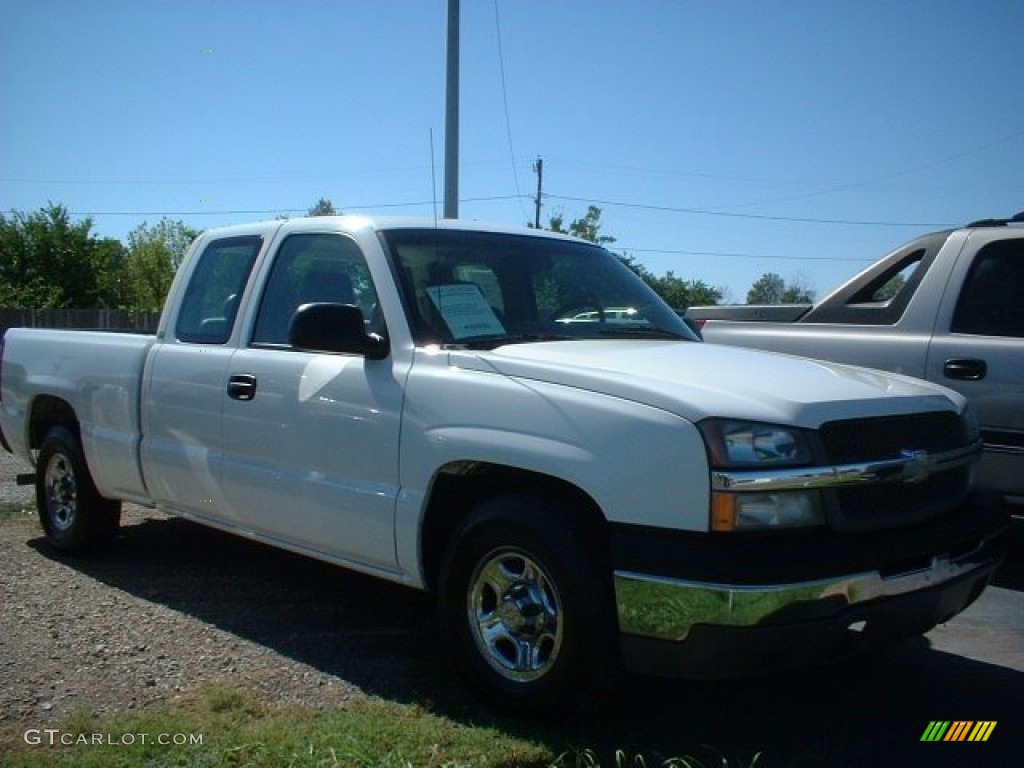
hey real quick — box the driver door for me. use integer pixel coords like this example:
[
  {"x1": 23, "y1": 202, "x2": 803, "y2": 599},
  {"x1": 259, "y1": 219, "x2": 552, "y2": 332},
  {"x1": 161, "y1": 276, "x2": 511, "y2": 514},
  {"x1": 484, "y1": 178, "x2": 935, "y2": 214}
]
[{"x1": 219, "y1": 232, "x2": 405, "y2": 573}]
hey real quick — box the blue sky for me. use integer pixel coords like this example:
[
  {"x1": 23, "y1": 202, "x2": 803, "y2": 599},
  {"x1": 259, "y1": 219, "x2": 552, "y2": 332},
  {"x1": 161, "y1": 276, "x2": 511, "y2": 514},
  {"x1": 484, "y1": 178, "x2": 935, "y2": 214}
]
[{"x1": 3, "y1": 0, "x2": 1022, "y2": 301}]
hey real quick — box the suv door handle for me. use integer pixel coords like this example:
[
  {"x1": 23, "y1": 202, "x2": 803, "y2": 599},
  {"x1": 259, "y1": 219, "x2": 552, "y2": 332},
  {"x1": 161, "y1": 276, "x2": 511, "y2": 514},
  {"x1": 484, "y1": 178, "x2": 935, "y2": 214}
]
[
  {"x1": 943, "y1": 358, "x2": 987, "y2": 381},
  {"x1": 227, "y1": 373, "x2": 258, "y2": 400}
]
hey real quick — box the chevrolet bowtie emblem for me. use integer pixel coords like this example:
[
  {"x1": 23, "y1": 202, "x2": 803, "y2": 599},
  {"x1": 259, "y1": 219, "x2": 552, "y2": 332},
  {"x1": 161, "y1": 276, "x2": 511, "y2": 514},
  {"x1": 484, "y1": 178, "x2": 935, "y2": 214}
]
[{"x1": 901, "y1": 449, "x2": 931, "y2": 484}]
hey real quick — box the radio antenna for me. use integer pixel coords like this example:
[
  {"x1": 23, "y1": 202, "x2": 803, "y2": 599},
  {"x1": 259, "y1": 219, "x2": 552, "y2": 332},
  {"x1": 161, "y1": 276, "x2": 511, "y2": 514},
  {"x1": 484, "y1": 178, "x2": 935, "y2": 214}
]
[{"x1": 430, "y1": 128, "x2": 439, "y2": 226}]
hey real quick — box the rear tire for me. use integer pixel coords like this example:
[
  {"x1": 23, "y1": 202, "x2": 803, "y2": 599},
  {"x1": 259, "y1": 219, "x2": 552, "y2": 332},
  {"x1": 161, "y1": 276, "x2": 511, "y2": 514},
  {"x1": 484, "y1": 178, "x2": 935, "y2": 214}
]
[
  {"x1": 36, "y1": 426, "x2": 121, "y2": 555},
  {"x1": 437, "y1": 493, "x2": 616, "y2": 717}
]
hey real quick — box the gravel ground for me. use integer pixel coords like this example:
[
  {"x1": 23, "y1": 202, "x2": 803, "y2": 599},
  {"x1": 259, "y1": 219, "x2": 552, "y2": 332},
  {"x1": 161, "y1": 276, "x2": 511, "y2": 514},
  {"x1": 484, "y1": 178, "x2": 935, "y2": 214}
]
[{"x1": 0, "y1": 450, "x2": 457, "y2": 743}]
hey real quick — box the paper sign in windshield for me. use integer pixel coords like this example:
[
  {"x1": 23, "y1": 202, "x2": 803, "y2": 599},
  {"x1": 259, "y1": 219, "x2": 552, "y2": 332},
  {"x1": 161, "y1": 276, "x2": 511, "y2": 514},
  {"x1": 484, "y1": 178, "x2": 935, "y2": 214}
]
[{"x1": 426, "y1": 284, "x2": 506, "y2": 340}]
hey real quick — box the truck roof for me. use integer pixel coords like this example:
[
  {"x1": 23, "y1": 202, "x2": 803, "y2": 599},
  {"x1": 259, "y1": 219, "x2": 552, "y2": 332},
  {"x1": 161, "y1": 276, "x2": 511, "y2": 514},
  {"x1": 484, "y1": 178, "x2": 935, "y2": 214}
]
[{"x1": 195, "y1": 215, "x2": 590, "y2": 243}]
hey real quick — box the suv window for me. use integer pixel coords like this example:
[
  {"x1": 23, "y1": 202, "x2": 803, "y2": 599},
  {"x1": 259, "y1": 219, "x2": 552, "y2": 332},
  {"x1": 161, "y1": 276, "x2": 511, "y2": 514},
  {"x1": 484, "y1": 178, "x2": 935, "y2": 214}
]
[
  {"x1": 252, "y1": 233, "x2": 382, "y2": 346},
  {"x1": 952, "y1": 239, "x2": 1024, "y2": 337},
  {"x1": 803, "y1": 232, "x2": 949, "y2": 325},
  {"x1": 857, "y1": 252, "x2": 925, "y2": 303},
  {"x1": 176, "y1": 236, "x2": 262, "y2": 344}
]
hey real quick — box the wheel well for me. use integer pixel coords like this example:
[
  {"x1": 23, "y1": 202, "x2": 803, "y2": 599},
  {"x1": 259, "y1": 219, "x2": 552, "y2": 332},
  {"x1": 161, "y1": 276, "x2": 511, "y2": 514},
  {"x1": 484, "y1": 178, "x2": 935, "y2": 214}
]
[
  {"x1": 419, "y1": 462, "x2": 607, "y2": 591},
  {"x1": 29, "y1": 396, "x2": 79, "y2": 449}
]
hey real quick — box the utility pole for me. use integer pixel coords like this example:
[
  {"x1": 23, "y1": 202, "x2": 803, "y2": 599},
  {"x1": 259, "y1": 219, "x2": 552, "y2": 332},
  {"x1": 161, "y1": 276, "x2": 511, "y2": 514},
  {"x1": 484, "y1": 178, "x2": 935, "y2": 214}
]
[
  {"x1": 532, "y1": 156, "x2": 543, "y2": 228},
  {"x1": 444, "y1": 0, "x2": 460, "y2": 219}
]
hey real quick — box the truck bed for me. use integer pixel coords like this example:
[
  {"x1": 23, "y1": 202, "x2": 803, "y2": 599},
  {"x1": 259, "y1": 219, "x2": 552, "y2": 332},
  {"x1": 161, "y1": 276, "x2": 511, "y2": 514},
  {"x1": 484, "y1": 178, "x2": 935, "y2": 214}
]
[
  {"x1": 0, "y1": 328, "x2": 154, "y2": 504},
  {"x1": 686, "y1": 304, "x2": 812, "y2": 324}
]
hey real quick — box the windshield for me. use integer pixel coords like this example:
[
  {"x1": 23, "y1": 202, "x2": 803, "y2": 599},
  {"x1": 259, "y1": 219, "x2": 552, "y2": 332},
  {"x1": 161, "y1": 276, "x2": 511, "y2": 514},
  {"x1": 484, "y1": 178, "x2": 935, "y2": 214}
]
[{"x1": 382, "y1": 229, "x2": 699, "y2": 348}]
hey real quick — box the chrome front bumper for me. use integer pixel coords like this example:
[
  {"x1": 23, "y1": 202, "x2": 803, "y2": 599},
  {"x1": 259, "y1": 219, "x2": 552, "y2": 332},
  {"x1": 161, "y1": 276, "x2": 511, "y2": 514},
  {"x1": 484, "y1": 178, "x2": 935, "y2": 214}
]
[
  {"x1": 611, "y1": 502, "x2": 1008, "y2": 678},
  {"x1": 615, "y1": 528, "x2": 1002, "y2": 642}
]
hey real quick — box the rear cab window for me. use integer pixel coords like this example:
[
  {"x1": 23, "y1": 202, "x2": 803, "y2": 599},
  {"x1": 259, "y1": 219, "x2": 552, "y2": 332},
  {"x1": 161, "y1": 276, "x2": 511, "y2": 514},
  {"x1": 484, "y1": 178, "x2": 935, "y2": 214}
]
[{"x1": 176, "y1": 236, "x2": 262, "y2": 344}]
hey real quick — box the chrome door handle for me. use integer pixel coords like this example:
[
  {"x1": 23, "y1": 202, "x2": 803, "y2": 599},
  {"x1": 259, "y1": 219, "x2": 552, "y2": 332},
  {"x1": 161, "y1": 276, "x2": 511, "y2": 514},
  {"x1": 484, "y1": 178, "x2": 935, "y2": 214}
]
[
  {"x1": 943, "y1": 358, "x2": 987, "y2": 381},
  {"x1": 227, "y1": 373, "x2": 258, "y2": 400}
]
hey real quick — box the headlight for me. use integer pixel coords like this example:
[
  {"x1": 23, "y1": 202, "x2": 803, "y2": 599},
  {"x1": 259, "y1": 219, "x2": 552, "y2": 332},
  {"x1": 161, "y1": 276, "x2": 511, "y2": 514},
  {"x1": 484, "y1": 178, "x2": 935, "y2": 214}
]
[
  {"x1": 699, "y1": 419, "x2": 824, "y2": 532},
  {"x1": 700, "y1": 420, "x2": 813, "y2": 467},
  {"x1": 711, "y1": 490, "x2": 824, "y2": 531}
]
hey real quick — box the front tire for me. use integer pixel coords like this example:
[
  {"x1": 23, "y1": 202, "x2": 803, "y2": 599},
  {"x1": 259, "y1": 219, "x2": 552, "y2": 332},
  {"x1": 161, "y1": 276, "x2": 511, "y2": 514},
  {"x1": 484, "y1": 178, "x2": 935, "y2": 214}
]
[
  {"x1": 438, "y1": 494, "x2": 615, "y2": 716},
  {"x1": 36, "y1": 426, "x2": 121, "y2": 555}
]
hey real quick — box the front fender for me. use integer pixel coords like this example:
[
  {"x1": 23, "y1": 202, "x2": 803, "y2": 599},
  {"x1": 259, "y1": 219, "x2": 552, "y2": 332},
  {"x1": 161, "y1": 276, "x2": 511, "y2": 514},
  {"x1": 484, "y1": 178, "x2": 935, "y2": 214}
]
[{"x1": 394, "y1": 351, "x2": 709, "y2": 582}]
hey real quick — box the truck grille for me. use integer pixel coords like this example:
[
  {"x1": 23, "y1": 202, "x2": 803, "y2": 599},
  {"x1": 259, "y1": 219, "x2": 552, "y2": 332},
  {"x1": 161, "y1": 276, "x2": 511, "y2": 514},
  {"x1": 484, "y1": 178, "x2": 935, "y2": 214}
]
[
  {"x1": 819, "y1": 412, "x2": 972, "y2": 532},
  {"x1": 820, "y1": 412, "x2": 968, "y2": 463}
]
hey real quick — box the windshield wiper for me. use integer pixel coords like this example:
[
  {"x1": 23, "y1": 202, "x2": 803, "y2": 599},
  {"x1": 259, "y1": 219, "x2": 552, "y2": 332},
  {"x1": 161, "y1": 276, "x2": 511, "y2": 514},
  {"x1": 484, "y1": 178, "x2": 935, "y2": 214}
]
[
  {"x1": 444, "y1": 333, "x2": 575, "y2": 350},
  {"x1": 597, "y1": 327, "x2": 691, "y2": 340}
]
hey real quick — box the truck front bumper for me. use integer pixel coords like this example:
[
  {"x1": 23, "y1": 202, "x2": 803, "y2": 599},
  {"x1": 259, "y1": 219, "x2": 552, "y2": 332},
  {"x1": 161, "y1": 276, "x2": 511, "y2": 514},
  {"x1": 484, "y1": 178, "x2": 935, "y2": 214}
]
[{"x1": 611, "y1": 501, "x2": 1009, "y2": 678}]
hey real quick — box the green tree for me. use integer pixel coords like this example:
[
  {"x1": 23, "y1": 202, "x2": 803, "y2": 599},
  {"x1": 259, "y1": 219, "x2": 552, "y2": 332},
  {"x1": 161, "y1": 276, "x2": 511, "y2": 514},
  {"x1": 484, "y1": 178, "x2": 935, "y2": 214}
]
[
  {"x1": 92, "y1": 237, "x2": 129, "y2": 308},
  {"x1": 746, "y1": 272, "x2": 814, "y2": 304},
  {"x1": 122, "y1": 218, "x2": 198, "y2": 311},
  {"x1": 545, "y1": 205, "x2": 616, "y2": 246},
  {"x1": 747, "y1": 272, "x2": 785, "y2": 304},
  {"x1": 542, "y1": 207, "x2": 722, "y2": 309},
  {"x1": 649, "y1": 272, "x2": 723, "y2": 310},
  {"x1": 307, "y1": 197, "x2": 339, "y2": 217},
  {"x1": 873, "y1": 272, "x2": 906, "y2": 301},
  {"x1": 0, "y1": 203, "x2": 115, "y2": 308},
  {"x1": 618, "y1": 254, "x2": 723, "y2": 309}
]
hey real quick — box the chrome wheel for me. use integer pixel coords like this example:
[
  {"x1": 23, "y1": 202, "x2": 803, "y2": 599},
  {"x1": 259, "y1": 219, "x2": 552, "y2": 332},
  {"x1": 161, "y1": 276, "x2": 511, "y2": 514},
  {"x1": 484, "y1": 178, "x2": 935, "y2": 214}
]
[
  {"x1": 35, "y1": 426, "x2": 121, "y2": 555},
  {"x1": 44, "y1": 452, "x2": 78, "y2": 532},
  {"x1": 467, "y1": 546, "x2": 564, "y2": 683}
]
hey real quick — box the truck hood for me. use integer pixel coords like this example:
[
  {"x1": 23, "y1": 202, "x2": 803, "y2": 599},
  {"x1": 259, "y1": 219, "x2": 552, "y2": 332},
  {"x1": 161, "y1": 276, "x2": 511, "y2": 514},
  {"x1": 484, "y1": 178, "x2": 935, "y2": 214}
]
[{"x1": 452, "y1": 340, "x2": 963, "y2": 428}]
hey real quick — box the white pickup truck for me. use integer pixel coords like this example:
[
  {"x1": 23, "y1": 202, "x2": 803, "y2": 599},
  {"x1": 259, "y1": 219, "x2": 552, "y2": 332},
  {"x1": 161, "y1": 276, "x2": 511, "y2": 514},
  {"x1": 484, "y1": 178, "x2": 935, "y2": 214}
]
[{"x1": 0, "y1": 216, "x2": 1009, "y2": 714}]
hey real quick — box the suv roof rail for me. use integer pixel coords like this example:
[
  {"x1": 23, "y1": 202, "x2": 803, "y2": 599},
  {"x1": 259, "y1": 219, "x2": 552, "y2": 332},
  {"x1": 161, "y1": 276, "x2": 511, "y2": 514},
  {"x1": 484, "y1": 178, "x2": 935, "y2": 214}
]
[{"x1": 965, "y1": 211, "x2": 1024, "y2": 227}]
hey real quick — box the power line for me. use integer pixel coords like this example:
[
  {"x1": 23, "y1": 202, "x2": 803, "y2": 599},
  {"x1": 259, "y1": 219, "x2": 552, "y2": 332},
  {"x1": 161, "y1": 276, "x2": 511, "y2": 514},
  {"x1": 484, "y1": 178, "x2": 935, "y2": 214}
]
[
  {"x1": 65, "y1": 195, "x2": 530, "y2": 218},
  {"x1": 493, "y1": 0, "x2": 526, "y2": 221},
  {"x1": 712, "y1": 126, "x2": 1024, "y2": 211},
  {"x1": 61, "y1": 189, "x2": 947, "y2": 230},
  {"x1": 0, "y1": 165, "x2": 434, "y2": 185},
  {"x1": 541, "y1": 126, "x2": 1024, "y2": 207},
  {"x1": 59, "y1": 196, "x2": 882, "y2": 267},
  {"x1": 544, "y1": 194, "x2": 945, "y2": 227},
  {"x1": 621, "y1": 247, "x2": 874, "y2": 263},
  {"x1": 67, "y1": 208, "x2": 306, "y2": 217}
]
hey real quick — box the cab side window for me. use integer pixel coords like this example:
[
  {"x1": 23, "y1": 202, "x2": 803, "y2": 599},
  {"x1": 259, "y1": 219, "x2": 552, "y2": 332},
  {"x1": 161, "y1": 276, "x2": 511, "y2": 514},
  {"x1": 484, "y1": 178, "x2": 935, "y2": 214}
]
[
  {"x1": 252, "y1": 233, "x2": 382, "y2": 347},
  {"x1": 952, "y1": 239, "x2": 1024, "y2": 338},
  {"x1": 176, "y1": 236, "x2": 262, "y2": 344}
]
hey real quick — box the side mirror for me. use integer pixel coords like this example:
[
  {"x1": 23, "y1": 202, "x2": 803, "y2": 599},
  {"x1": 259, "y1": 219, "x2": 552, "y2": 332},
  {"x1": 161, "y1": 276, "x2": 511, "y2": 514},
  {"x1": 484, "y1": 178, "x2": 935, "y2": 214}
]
[{"x1": 289, "y1": 303, "x2": 389, "y2": 359}]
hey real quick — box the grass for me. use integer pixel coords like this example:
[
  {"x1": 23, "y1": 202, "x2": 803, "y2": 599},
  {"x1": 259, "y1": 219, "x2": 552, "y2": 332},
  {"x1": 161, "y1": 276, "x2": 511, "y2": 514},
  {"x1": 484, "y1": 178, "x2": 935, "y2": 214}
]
[
  {"x1": 1, "y1": 683, "x2": 776, "y2": 768},
  {"x1": 3, "y1": 683, "x2": 551, "y2": 768}
]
